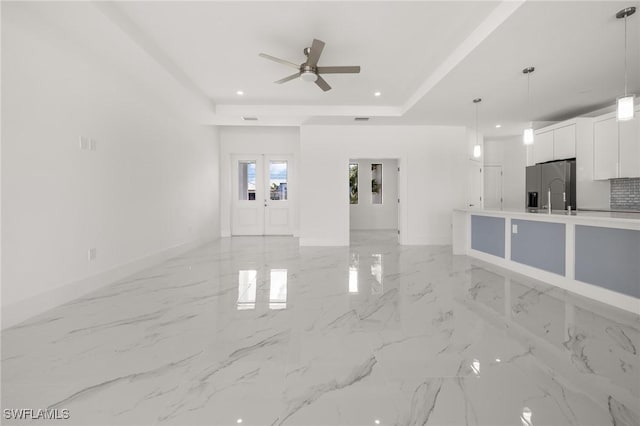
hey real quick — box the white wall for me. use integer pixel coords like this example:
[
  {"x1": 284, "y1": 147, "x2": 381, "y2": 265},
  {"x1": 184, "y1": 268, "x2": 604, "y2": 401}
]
[
  {"x1": 2, "y1": 4, "x2": 220, "y2": 325},
  {"x1": 219, "y1": 126, "x2": 300, "y2": 237},
  {"x1": 300, "y1": 125, "x2": 468, "y2": 246},
  {"x1": 349, "y1": 159, "x2": 398, "y2": 230},
  {"x1": 485, "y1": 137, "x2": 527, "y2": 210}
]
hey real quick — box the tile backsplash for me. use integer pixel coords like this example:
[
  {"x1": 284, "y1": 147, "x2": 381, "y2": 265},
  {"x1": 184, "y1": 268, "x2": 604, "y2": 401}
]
[{"x1": 610, "y1": 178, "x2": 640, "y2": 210}]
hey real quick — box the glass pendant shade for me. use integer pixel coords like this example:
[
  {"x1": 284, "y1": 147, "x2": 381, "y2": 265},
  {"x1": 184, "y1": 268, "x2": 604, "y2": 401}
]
[
  {"x1": 617, "y1": 95, "x2": 635, "y2": 121},
  {"x1": 473, "y1": 144, "x2": 481, "y2": 158},
  {"x1": 523, "y1": 128, "x2": 534, "y2": 145}
]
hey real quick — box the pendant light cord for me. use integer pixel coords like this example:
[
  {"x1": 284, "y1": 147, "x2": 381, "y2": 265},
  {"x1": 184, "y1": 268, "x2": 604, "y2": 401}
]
[
  {"x1": 624, "y1": 14, "x2": 628, "y2": 96},
  {"x1": 475, "y1": 102, "x2": 478, "y2": 144},
  {"x1": 527, "y1": 72, "x2": 531, "y2": 125}
]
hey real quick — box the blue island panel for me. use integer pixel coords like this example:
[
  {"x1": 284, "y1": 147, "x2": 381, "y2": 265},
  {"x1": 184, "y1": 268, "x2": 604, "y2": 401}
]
[
  {"x1": 471, "y1": 215, "x2": 505, "y2": 258},
  {"x1": 511, "y1": 219, "x2": 565, "y2": 276},
  {"x1": 575, "y1": 225, "x2": 640, "y2": 298}
]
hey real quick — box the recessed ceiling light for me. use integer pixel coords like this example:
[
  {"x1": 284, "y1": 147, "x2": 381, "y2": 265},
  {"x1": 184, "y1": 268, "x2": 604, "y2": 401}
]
[
  {"x1": 495, "y1": 124, "x2": 502, "y2": 128},
  {"x1": 374, "y1": 420, "x2": 381, "y2": 425},
  {"x1": 236, "y1": 90, "x2": 244, "y2": 96},
  {"x1": 236, "y1": 419, "x2": 243, "y2": 424},
  {"x1": 374, "y1": 91, "x2": 381, "y2": 97}
]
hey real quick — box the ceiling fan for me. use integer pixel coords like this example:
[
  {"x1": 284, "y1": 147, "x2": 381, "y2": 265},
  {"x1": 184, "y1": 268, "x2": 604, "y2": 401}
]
[{"x1": 259, "y1": 39, "x2": 360, "y2": 92}]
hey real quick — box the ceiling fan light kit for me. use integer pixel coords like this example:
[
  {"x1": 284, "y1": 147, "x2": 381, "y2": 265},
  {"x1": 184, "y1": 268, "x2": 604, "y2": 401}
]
[
  {"x1": 616, "y1": 6, "x2": 636, "y2": 121},
  {"x1": 259, "y1": 38, "x2": 360, "y2": 92},
  {"x1": 300, "y1": 68, "x2": 318, "y2": 82}
]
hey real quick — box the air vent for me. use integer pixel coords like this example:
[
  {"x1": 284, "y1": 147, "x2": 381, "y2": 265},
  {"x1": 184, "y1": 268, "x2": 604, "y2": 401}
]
[
  {"x1": 242, "y1": 117, "x2": 258, "y2": 121},
  {"x1": 354, "y1": 117, "x2": 370, "y2": 121}
]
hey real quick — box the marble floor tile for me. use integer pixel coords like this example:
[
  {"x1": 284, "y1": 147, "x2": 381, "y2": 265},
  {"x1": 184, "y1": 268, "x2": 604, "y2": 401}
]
[{"x1": 2, "y1": 230, "x2": 639, "y2": 425}]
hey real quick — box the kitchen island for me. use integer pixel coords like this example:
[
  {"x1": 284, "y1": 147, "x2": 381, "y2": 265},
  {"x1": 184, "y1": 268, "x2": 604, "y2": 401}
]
[{"x1": 453, "y1": 208, "x2": 640, "y2": 313}]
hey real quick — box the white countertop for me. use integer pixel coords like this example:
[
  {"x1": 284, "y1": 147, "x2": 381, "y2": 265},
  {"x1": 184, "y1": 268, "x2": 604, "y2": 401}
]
[{"x1": 454, "y1": 208, "x2": 640, "y2": 228}]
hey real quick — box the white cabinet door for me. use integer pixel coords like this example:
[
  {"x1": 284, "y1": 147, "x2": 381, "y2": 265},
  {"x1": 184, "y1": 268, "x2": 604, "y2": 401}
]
[
  {"x1": 593, "y1": 117, "x2": 619, "y2": 180},
  {"x1": 553, "y1": 124, "x2": 576, "y2": 159},
  {"x1": 533, "y1": 130, "x2": 554, "y2": 164},
  {"x1": 619, "y1": 117, "x2": 640, "y2": 178}
]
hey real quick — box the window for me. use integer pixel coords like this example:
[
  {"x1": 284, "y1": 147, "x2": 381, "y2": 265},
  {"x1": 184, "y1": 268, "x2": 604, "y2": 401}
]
[
  {"x1": 269, "y1": 161, "x2": 288, "y2": 201},
  {"x1": 238, "y1": 161, "x2": 256, "y2": 200},
  {"x1": 349, "y1": 163, "x2": 358, "y2": 204},
  {"x1": 371, "y1": 163, "x2": 382, "y2": 204}
]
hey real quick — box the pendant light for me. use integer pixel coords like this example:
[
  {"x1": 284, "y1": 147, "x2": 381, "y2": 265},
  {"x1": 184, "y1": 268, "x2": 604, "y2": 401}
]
[
  {"x1": 522, "y1": 66, "x2": 535, "y2": 145},
  {"x1": 473, "y1": 98, "x2": 482, "y2": 158},
  {"x1": 616, "y1": 7, "x2": 636, "y2": 121}
]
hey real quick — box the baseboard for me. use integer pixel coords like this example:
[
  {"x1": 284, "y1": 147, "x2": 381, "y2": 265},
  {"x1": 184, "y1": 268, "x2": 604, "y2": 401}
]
[
  {"x1": 349, "y1": 228, "x2": 397, "y2": 231},
  {"x1": 1, "y1": 237, "x2": 215, "y2": 329},
  {"x1": 299, "y1": 237, "x2": 348, "y2": 247}
]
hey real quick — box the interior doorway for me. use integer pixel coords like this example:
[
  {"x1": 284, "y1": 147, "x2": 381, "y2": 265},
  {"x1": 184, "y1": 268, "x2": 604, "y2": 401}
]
[
  {"x1": 348, "y1": 158, "x2": 399, "y2": 236},
  {"x1": 231, "y1": 154, "x2": 293, "y2": 235}
]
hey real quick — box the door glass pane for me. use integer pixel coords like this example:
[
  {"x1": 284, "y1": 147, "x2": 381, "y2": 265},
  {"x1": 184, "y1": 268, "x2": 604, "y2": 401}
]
[
  {"x1": 237, "y1": 270, "x2": 257, "y2": 310},
  {"x1": 269, "y1": 161, "x2": 288, "y2": 201},
  {"x1": 349, "y1": 163, "x2": 358, "y2": 204},
  {"x1": 372, "y1": 163, "x2": 382, "y2": 204},
  {"x1": 238, "y1": 161, "x2": 256, "y2": 201},
  {"x1": 269, "y1": 269, "x2": 288, "y2": 310}
]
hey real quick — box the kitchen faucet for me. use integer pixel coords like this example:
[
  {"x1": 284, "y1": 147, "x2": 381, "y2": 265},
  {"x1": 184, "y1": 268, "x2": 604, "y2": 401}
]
[{"x1": 542, "y1": 177, "x2": 566, "y2": 214}]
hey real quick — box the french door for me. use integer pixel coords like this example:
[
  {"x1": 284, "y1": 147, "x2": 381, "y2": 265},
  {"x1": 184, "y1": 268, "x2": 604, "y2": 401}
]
[{"x1": 231, "y1": 154, "x2": 292, "y2": 235}]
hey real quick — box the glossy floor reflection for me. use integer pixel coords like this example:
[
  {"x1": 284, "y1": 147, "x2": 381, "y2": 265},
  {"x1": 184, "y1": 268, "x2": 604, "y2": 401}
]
[{"x1": 2, "y1": 231, "x2": 639, "y2": 425}]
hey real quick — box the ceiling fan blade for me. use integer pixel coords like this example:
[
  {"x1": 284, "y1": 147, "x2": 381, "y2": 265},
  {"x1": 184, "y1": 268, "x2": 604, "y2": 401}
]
[
  {"x1": 317, "y1": 66, "x2": 361, "y2": 74},
  {"x1": 274, "y1": 72, "x2": 301, "y2": 84},
  {"x1": 306, "y1": 39, "x2": 325, "y2": 67},
  {"x1": 259, "y1": 53, "x2": 300, "y2": 70},
  {"x1": 315, "y1": 75, "x2": 331, "y2": 92}
]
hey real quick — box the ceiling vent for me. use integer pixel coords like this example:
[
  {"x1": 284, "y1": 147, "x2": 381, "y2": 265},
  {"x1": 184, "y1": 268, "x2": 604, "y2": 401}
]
[
  {"x1": 354, "y1": 117, "x2": 370, "y2": 121},
  {"x1": 242, "y1": 117, "x2": 258, "y2": 121}
]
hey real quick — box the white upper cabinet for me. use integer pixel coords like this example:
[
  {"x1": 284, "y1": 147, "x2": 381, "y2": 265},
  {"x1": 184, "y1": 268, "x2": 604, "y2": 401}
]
[
  {"x1": 593, "y1": 107, "x2": 640, "y2": 180},
  {"x1": 553, "y1": 124, "x2": 576, "y2": 159},
  {"x1": 619, "y1": 116, "x2": 640, "y2": 178},
  {"x1": 532, "y1": 123, "x2": 576, "y2": 165},
  {"x1": 533, "y1": 130, "x2": 554, "y2": 164},
  {"x1": 593, "y1": 116, "x2": 619, "y2": 180}
]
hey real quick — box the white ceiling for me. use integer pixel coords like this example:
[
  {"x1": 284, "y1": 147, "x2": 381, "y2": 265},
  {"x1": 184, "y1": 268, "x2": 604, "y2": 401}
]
[{"x1": 13, "y1": 1, "x2": 640, "y2": 138}]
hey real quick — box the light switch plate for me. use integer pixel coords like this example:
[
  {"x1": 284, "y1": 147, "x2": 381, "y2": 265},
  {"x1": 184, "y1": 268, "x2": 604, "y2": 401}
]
[{"x1": 512, "y1": 224, "x2": 518, "y2": 234}]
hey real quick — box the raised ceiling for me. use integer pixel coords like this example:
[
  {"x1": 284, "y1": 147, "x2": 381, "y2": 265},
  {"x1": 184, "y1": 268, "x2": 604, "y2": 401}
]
[{"x1": 10, "y1": 1, "x2": 640, "y2": 138}]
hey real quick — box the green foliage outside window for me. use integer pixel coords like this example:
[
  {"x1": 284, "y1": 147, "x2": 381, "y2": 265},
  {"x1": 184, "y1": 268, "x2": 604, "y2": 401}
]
[{"x1": 349, "y1": 164, "x2": 358, "y2": 204}]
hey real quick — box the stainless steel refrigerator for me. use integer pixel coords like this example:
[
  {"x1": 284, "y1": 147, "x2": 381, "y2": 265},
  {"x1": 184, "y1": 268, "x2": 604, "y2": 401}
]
[{"x1": 525, "y1": 160, "x2": 576, "y2": 211}]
